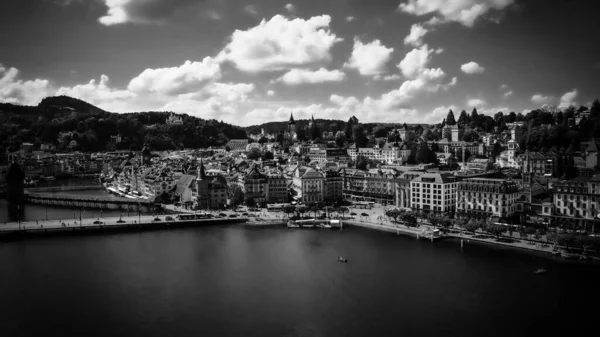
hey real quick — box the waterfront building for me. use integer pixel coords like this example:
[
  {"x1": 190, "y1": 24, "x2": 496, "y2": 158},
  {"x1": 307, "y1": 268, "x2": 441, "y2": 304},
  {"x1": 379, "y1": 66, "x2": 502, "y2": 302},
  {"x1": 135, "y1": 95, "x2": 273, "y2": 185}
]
[
  {"x1": 324, "y1": 170, "x2": 343, "y2": 201},
  {"x1": 395, "y1": 171, "x2": 425, "y2": 210},
  {"x1": 266, "y1": 173, "x2": 288, "y2": 203},
  {"x1": 195, "y1": 160, "x2": 228, "y2": 209},
  {"x1": 242, "y1": 165, "x2": 269, "y2": 204},
  {"x1": 410, "y1": 173, "x2": 458, "y2": 213},
  {"x1": 341, "y1": 169, "x2": 398, "y2": 205},
  {"x1": 552, "y1": 175, "x2": 600, "y2": 227},
  {"x1": 292, "y1": 166, "x2": 324, "y2": 203},
  {"x1": 456, "y1": 178, "x2": 520, "y2": 219}
]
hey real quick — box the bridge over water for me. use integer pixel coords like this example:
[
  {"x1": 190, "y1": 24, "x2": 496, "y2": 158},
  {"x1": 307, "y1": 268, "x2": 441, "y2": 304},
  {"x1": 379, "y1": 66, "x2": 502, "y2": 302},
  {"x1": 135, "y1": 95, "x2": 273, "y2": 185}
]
[{"x1": 24, "y1": 192, "x2": 156, "y2": 211}]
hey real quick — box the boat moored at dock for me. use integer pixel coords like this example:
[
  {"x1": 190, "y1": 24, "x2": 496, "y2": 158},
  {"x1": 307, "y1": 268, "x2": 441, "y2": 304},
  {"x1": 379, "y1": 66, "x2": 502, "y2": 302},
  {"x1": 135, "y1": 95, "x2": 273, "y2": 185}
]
[{"x1": 287, "y1": 219, "x2": 342, "y2": 229}]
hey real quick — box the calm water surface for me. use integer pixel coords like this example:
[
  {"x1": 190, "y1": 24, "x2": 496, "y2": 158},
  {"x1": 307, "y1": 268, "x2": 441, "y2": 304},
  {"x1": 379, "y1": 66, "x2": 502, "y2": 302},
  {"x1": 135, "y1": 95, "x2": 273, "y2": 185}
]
[{"x1": 1, "y1": 225, "x2": 599, "y2": 337}]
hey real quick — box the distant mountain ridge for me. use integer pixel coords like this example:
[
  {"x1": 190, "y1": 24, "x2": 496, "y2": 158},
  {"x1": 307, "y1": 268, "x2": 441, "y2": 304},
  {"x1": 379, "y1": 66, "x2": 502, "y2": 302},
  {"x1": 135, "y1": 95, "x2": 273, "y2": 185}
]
[{"x1": 0, "y1": 96, "x2": 247, "y2": 157}]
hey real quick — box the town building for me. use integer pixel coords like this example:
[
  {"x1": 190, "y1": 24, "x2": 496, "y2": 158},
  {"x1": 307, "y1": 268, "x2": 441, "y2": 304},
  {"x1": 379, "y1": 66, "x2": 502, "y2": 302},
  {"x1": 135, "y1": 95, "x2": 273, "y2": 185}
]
[
  {"x1": 552, "y1": 175, "x2": 600, "y2": 227},
  {"x1": 324, "y1": 170, "x2": 343, "y2": 201},
  {"x1": 456, "y1": 178, "x2": 520, "y2": 219},
  {"x1": 292, "y1": 166, "x2": 324, "y2": 203},
  {"x1": 166, "y1": 112, "x2": 184, "y2": 125},
  {"x1": 410, "y1": 173, "x2": 458, "y2": 213},
  {"x1": 195, "y1": 160, "x2": 228, "y2": 209}
]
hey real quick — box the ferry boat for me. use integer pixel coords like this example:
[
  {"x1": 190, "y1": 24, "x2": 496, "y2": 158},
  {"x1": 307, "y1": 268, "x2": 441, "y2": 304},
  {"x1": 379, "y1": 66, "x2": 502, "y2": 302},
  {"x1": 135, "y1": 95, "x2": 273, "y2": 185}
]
[
  {"x1": 337, "y1": 256, "x2": 348, "y2": 263},
  {"x1": 534, "y1": 268, "x2": 546, "y2": 275},
  {"x1": 287, "y1": 219, "x2": 342, "y2": 229}
]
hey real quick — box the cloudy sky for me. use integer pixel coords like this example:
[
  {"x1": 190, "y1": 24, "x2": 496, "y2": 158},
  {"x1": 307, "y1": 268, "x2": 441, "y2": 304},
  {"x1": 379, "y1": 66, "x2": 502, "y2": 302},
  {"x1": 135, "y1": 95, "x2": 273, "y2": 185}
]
[{"x1": 1, "y1": 0, "x2": 599, "y2": 126}]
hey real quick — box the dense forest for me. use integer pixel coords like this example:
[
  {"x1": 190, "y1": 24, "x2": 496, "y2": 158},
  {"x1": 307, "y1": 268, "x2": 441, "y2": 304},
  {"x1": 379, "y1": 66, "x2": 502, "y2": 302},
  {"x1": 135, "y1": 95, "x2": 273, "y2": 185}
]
[{"x1": 0, "y1": 96, "x2": 247, "y2": 154}]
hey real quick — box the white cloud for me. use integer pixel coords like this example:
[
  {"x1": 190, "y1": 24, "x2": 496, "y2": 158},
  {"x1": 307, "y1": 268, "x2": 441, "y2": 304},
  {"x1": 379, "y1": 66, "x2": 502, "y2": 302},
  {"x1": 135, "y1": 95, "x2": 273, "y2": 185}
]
[
  {"x1": 431, "y1": 105, "x2": 459, "y2": 123},
  {"x1": 398, "y1": 0, "x2": 515, "y2": 27},
  {"x1": 162, "y1": 82, "x2": 255, "y2": 120},
  {"x1": 277, "y1": 68, "x2": 346, "y2": 85},
  {"x1": 218, "y1": 14, "x2": 342, "y2": 73},
  {"x1": 98, "y1": 0, "x2": 198, "y2": 26},
  {"x1": 531, "y1": 94, "x2": 554, "y2": 105},
  {"x1": 207, "y1": 10, "x2": 221, "y2": 21},
  {"x1": 344, "y1": 38, "x2": 394, "y2": 77},
  {"x1": 404, "y1": 24, "x2": 428, "y2": 47},
  {"x1": 503, "y1": 90, "x2": 513, "y2": 98},
  {"x1": 267, "y1": 90, "x2": 275, "y2": 96},
  {"x1": 559, "y1": 89, "x2": 578, "y2": 108},
  {"x1": 448, "y1": 76, "x2": 458, "y2": 86},
  {"x1": 467, "y1": 98, "x2": 486, "y2": 107},
  {"x1": 398, "y1": 44, "x2": 435, "y2": 78},
  {"x1": 346, "y1": 16, "x2": 355, "y2": 22},
  {"x1": 460, "y1": 61, "x2": 485, "y2": 74},
  {"x1": 435, "y1": 48, "x2": 444, "y2": 54},
  {"x1": 500, "y1": 83, "x2": 509, "y2": 90},
  {"x1": 56, "y1": 75, "x2": 137, "y2": 111},
  {"x1": 382, "y1": 74, "x2": 401, "y2": 81},
  {"x1": 0, "y1": 65, "x2": 52, "y2": 105},
  {"x1": 244, "y1": 5, "x2": 258, "y2": 16},
  {"x1": 285, "y1": 3, "x2": 295, "y2": 13},
  {"x1": 127, "y1": 57, "x2": 221, "y2": 95}
]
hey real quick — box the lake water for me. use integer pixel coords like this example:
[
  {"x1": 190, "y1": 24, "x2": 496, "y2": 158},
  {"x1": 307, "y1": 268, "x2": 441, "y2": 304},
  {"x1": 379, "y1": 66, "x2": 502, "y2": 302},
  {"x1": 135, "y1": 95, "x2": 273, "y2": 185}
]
[{"x1": 1, "y1": 225, "x2": 598, "y2": 336}]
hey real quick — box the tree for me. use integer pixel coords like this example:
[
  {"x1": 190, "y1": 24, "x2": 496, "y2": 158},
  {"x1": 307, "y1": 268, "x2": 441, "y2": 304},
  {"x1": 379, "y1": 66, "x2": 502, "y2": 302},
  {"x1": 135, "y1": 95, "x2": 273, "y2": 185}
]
[
  {"x1": 464, "y1": 219, "x2": 480, "y2": 233},
  {"x1": 356, "y1": 155, "x2": 372, "y2": 170},
  {"x1": 283, "y1": 205, "x2": 296, "y2": 218},
  {"x1": 401, "y1": 213, "x2": 417, "y2": 228},
  {"x1": 590, "y1": 99, "x2": 600, "y2": 119},
  {"x1": 458, "y1": 110, "x2": 469, "y2": 125},
  {"x1": 352, "y1": 125, "x2": 368, "y2": 147},
  {"x1": 373, "y1": 126, "x2": 389, "y2": 138},
  {"x1": 228, "y1": 184, "x2": 244, "y2": 209},
  {"x1": 309, "y1": 121, "x2": 321, "y2": 141},
  {"x1": 484, "y1": 223, "x2": 506, "y2": 239},
  {"x1": 446, "y1": 110, "x2": 456, "y2": 125},
  {"x1": 415, "y1": 142, "x2": 436, "y2": 164},
  {"x1": 261, "y1": 151, "x2": 274, "y2": 161},
  {"x1": 335, "y1": 131, "x2": 346, "y2": 148},
  {"x1": 247, "y1": 147, "x2": 261, "y2": 160}
]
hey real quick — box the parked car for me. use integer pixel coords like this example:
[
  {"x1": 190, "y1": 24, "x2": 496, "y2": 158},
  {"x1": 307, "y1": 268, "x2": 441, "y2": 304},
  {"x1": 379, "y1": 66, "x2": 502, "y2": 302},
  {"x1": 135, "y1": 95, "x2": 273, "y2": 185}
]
[
  {"x1": 165, "y1": 216, "x2": 174, "y2": 221},
  {"x1": 116, "y1": 219, "x2": 126, "y2": 224},
  {"x1": 219, "y1": 213, "x2": 227, "y2": 217},
  {"x1": 93, "y1": 220, "x2": 103, "y2": 225},
  {"x1": 229, "y1": 214, "x2": 238, "y2": 218},
  {"x1": 154, "y1": 217, "x2": 162, "y2": 221},
  {"x1": 242, "y1": 212, "x2": 249, "y2": 216}
]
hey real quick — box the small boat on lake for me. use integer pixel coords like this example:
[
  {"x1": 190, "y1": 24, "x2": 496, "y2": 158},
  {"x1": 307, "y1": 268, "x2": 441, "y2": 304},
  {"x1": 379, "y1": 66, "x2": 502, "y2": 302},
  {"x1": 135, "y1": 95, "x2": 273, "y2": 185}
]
[
  {"x1": 534, "y1": 268, "x2": 546, "y2": 275},
  {"x1": 337, "y1": 256, "x2": 348, "y2": 263}
]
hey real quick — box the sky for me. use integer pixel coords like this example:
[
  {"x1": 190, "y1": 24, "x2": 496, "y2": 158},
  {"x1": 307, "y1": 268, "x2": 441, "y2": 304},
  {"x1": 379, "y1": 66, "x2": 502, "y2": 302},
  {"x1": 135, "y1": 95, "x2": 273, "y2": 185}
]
[{"x1": 1, "y1": 0, "x2": 599, "y2": 126}]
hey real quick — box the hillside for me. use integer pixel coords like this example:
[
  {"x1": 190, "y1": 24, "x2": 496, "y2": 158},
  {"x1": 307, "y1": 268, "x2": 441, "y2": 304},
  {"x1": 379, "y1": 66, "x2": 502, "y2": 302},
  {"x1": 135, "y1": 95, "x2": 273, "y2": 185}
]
[{"x1": 0, "y1": 96, "x2": 247, "y2": 156}]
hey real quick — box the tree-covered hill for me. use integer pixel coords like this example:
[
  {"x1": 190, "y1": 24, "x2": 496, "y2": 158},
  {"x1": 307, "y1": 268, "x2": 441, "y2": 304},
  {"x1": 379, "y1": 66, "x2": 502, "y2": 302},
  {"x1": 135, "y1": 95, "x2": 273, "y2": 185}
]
[{"x1": 0, "y1": 96, "x2": 247, "y2": 154}]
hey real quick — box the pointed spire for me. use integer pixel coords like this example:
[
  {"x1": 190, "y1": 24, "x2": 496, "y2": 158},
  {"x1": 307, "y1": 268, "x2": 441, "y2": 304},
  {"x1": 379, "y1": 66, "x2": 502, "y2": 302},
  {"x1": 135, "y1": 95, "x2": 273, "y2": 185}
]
[
  {"x1": 288, "y1": 112, "x2": 295, "y2": 124},
  {"x1": 198, "y1": 159, "x2": 207, "y2": 180}
]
